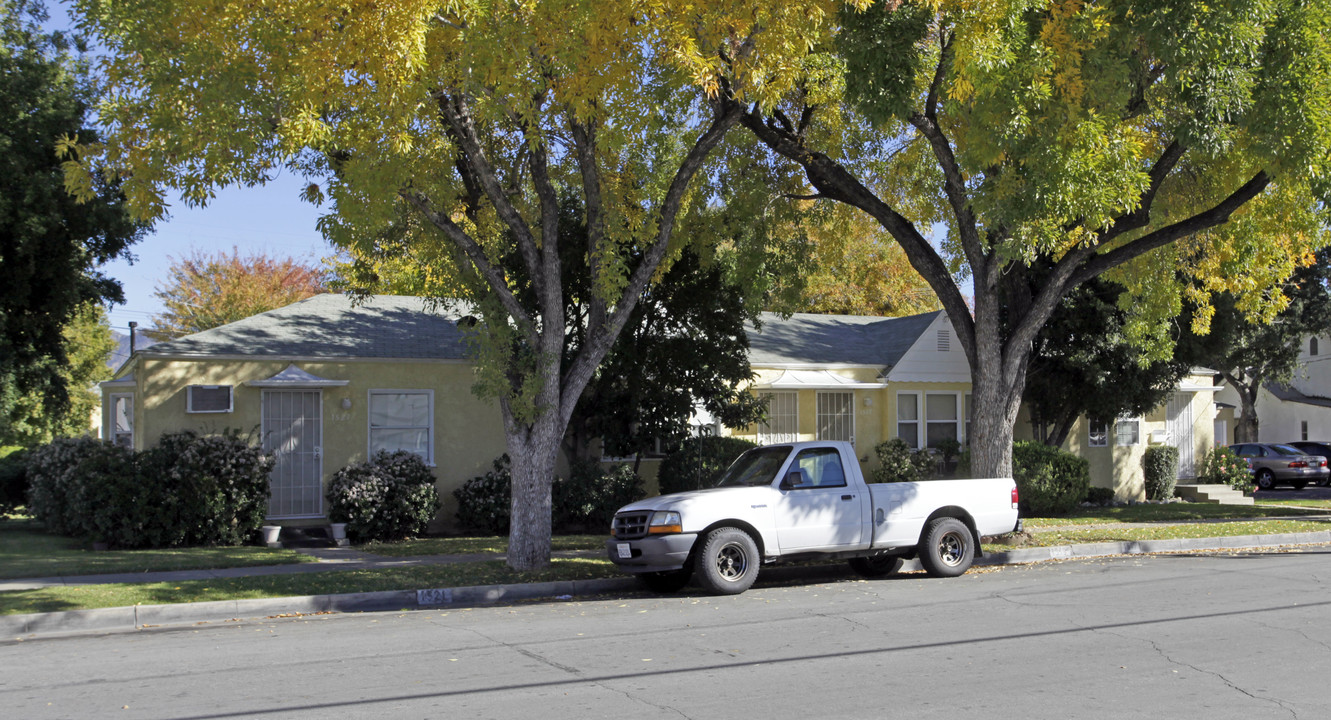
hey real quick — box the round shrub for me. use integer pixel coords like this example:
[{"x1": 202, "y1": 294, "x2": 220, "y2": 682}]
[
  {"x1": 140, "y1": 431, "x2": 275, "y2": 547},
  {"x1": 25, "y1": 437, "x2": 122, "y2": 538},
  {"x1": 553, "y1": 460, "x2": 645, "y2": 533},
  {"x1": 1085, "y1": 486, "x2": 1115, "y2": 505},
  {"x1": 657, "y1": 436, "x2": 757, "y2": 495},
  {"x1": 871, "y1": 438, "x2": 936, "y2": 483},
  {"x1": 1198, "y1": 446, "x2": 1252, "y2": 488},
  {"x1": 454, "y1": 454, "x2": 512, "y2": 535},
  {"x1": 328, "y1": 450, "x2": 440, "y2": 543},
  {"x1": 1012, "y1": 441, "x2": 1091, "y2": 517},
  {"x1": 1143, "y1": 445, "x2": 1180, "y2": 501}
]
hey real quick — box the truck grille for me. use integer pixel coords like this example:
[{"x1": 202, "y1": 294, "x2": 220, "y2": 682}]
[{"x1": 613, "y1": 511, "x2": 650, "y2": 540}]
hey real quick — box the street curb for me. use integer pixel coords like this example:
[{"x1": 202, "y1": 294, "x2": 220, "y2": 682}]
[{"x1": 6, "y1": 530, "x2": 1331, "y2": 639}]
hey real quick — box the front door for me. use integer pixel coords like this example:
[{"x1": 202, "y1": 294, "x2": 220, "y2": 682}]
[
  {"x1": 263, "y1": 390, "x2": 323, "y2": 518},
  {"x1": 1167, "y1": 392, "x2": 1195, "y2": 479},
  {"x1": 773, "y1": 446, "x2": 863, "y2": 552}
]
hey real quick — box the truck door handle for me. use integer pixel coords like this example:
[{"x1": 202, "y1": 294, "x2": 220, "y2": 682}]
[{"x1": 841, "y1": 495, "x2": 854, "y2": 501}]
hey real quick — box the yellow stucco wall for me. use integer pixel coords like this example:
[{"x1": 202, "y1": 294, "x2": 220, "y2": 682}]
[{"x1": 102, "y1": 357, "x2": 508, "y2": 531}]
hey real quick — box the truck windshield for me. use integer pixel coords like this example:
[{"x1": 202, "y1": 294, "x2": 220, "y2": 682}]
[{"x1": 714, "y1": 446, "x2": 791, "y2": 488}]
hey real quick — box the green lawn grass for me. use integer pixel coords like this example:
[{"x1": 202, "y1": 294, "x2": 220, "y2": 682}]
[
  {"x1": 0, "y1": 557, "x2": 619, "y2": 615},
  {"x1": 1020, "y1": 503, "x2": 1318, "y2": 528},
  {"x1": 987, "y1": 518, "x2": 1331, "y2": 550},
  {"x1": 361, "y1": 535, "x2": 604, "y2": 557},
  {"x1": 1254, "y1": 498, "x2": 1331, "y2": 509},
  {"x1": 0, "y1": 519, "x2": 313, "y2": 580}
]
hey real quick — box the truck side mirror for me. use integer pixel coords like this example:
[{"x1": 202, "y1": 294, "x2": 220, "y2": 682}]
[{"x1": 780, "y1": 471, "x2": 804, "y2": 490}]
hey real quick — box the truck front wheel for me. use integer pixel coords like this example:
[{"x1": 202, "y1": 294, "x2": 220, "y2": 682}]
[
  {"x1": 695, "y1": 527, "x2": 760, "y2": 595},
  {"x1": 919, "y1": 517, "x2": 975, "y2": 578}
]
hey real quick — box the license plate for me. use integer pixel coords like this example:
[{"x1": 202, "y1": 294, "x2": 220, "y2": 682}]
[{"x1": 617, "y1": 543, "x2": 632, "y2": 559}]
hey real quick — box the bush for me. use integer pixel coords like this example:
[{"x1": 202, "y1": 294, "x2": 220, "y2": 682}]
[
  {"x1": 327, "y1": 450, "x2": 440, "y2": 543},
  {"x1": 553, "y1": 461, "x2": 646, "y2": 533},
  {"x1": 1085, "y1": 486, "x2": 1115, "y2": 505},
  {"x1": 1012, "y1": 441, "x2": 1091, "y2": 516},
  {"x1": 657, "y1": 436, "x2": 758, "y2": 495},
  {"x1": 454, "y1": 454, "x2": 513, "y2": 535},
  {"x1": 0, "y1": 448, "x2": 29, "y2": 519},
  {"x1": 25, "y1": 432, "x2": 274, "y2": 548},
  {"x1": 1143, "y1": 445, "x2": 1180, "y2": 501},
  {"x1": 871, "y1": 438, "x2": 936, "y2": 483},
  {"x1": 1198, "y1": 446, "x2": 1252, "y2": 489}
]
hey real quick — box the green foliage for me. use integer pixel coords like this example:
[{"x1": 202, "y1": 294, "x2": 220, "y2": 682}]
[
  {"x1": 553, "y1": 461, "x2": 646, "y2": 534},
  {"x1": 25, "y1": 432, "x2": 273, "y2": 548},
  {"x1": 0, "y1": 448, "x2": 26, "y2": 518},
  {"x1": 1084, "y1": 487, "x2": 1115, "y2": 506},
  {"x1": 1012, "y1": 441, "x2": 1091, "y2": 517},
  {"x1": 657, "y1": 436, "x2": 759, "y2": 495},
  {"x1": 1143, "y1": 445, "x2": 1180, "y2": 501},
  {"x1": 1198, "y1": 446, "x2": 1253, "y2": 489},
  {"x1": 455, "y1": 455, "x2": 647, "y2": 535},
  {"x1": 326, "y1": 451, "x2": 440, "y2": 543},
  {"x1": 0, "y1": 2, "x2": 144, "y2": 426},
  {"x1": 453, "y1": 455, "x2": 513, "y2": 536},
  {"x1": 871, "y1": 438, "x2": 935, "y2": 483}
]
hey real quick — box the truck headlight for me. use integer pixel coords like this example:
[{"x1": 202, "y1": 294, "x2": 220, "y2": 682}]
[{"x1": 648, "y1": 511, "x2": 683, "y2": 535}]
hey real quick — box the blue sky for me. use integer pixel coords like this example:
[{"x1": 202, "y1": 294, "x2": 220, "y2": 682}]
[{"x1": 102, "y1": 176, "x2": 333, "y2": 335}]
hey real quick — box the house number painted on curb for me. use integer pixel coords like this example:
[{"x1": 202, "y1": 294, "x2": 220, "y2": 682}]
[{"x1": 418, "y1": 588, "x2": 453, "y2": 606}]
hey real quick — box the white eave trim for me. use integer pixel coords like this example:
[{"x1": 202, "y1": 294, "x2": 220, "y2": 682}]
[
  {"x1": 246, "y1": 364, "x2": 350, "y2": 388},
  {"x1": 1177, "y1": 384, "x2": 1220, "y2": 392},
  {"x1": 99, "y1": 373, "x2": 136, "y2": 389},
  {"x1": 757, "y1": 369, "x2": 887, "y2": 390}
]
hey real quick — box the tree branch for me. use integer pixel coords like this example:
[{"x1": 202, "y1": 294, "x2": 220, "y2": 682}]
[{"x1": 569, "y1": 116, "x2": 609, "y2": 339}]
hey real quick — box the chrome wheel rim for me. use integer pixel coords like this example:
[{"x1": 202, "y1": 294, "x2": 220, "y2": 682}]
[
  {"x1": 938, "y1": 531, "x2": 966, "y2": 567},
  {"x1": 716, "y1": 543, "x2": 749, "y2": 581}
]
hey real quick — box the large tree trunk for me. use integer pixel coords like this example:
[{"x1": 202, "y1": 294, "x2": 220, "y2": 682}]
[
  {"x1": 1233, "y1": 386, "x2": 1260, "y2": 443},
  {"x1": 505, "y1": 414, "x2": 562, "y2": 569}
]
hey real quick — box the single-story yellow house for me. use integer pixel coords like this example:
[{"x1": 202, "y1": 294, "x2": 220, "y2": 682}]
[
  {"x1": 721, "y1": 311, "x2": 1218, "y2": 501},
  {"x1": 101, "y1": 295, "x2": 1217, "y2": 532}
]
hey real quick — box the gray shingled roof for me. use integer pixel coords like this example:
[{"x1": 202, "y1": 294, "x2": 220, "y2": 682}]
[
  {"x1": 139, "y1": 294, "x2": 943, "y2": 367},
  {"x1": 746, "y1": 310, "x2": 943, "y2": 367},
  {"x1": 1265, "y1": 381, "x2": 1331, "y2": 409},
  {"x1": 139, "y1": 294, "x2": 471, "y2": 360}
]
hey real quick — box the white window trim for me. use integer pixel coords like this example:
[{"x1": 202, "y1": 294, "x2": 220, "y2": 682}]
[
  {"x1": 925, "y1": 392, "x2": 964, "y2": 449},
  {"x1": 1115, "y1": 417, "x2": 1142, "y2": 447},
  {"x1": 108, "y1": 393, "x2": 134, "y2": 449},
  {"x1": 367, "y1": 389, "x2": 435, "y2": 465},
  {"x1": 896, "y1": 391, "x2": 922, "y2": 449},
  {"x1": 758, "y1": 391, "x2": 799, "y2": 445},
  {"x1": 186, "y1": 385, "x2": 233, "y2": 413}
]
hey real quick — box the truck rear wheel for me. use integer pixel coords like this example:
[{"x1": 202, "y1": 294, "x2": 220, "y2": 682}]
[
  {"x1": 919, "y1": 517, "x2": 975, "y2": 578},
  {"x1": 638, "y1": 569, "x2": 692, "y2": 593},
  {"x1": 695, "y1": 527, "x2": 759, "y2": 595},
  {"x1": 848, "y1": 555, "x2": 904, "y2": 578}
]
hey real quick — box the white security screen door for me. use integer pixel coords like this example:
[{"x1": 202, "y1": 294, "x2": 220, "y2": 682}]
[
  {"x1": 816, "y1": 391, "x2": 854, "y2": 444},
  {"x1": 759, "y1": 392, "x2": 798, "y2": 445},
  {"x1": 263, "y1": 390, "x2": 323, "y2": 518},
  {"x1": 1167, "y1": 393, "x2": 1195, "y2": 479}
]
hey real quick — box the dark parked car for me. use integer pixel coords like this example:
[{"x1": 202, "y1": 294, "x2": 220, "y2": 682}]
[
  {"x1": 1285, "y1": 442, "x2": 1331, "y2": 486},
  {"x1": 1229, "y1": 443, "x2": 1330, "y2": 490}
]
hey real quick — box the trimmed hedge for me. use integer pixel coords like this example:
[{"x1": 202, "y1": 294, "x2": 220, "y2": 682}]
[
  {"x1": 0, "y1": 448, "x2": 30, "y2": 519},
  {"x1": 327, "y1": 450, "x2": 440, "y2": 543},
  {"x1": 1012, "y1": 441, "x2": 1091, "y2": 516},
  {"x1": 657, "y1": 436, "x2": 758, "y2": 495},
  {"x1": 453, "y1": 455, "x2": 513, "y2": 535},
  {"x1": 1143, "y1": 445, "x2": 1180, "y2": 501},
  {"x1": 871, "y1": 438, "x2": 936, "y2": 483},
  {"x1": 24, "y1": 432, "x2": 274, "y2": 548}
]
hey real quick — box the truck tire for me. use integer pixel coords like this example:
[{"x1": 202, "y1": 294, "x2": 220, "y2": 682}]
[
  {"x1": 918, "y1": 517, "x2": 975, "y2": 578},
  {"x1": 638, "y1": 569, "x2": 692, "y2": 593},
  {"x1": 848, "y1": 555, "x2": 904, "y2": 578},
  {"x1": 695, "y1": 527, "x2": 760, "y2": 595}
]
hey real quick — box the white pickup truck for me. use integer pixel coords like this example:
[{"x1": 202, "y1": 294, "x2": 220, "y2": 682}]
[{"x1": 606, "y1": 440, "x2": 1020, "y2": 594}]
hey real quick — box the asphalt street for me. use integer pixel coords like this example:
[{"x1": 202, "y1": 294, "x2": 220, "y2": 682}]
[{"x1": 4, "y1": 548, "x2": 1331, "y2": 719}]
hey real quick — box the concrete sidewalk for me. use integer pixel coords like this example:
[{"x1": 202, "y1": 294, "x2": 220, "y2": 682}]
[{"x1": 4, "y1": 527, "x2": 1331, "y2": 639}]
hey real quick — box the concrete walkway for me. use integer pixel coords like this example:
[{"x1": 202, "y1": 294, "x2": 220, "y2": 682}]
[{"x1": 4, "y1": 518, "x2": 1331, "y2": 638}]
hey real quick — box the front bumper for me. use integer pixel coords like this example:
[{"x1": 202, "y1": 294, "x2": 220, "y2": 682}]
[{"x1": 605, "y1": 533, "x2": 698, "y2": 574}]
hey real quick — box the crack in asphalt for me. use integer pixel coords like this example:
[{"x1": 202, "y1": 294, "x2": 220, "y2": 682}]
[{"x1": 1143, "y1": 637, "x2": 1301, "y2": 719}]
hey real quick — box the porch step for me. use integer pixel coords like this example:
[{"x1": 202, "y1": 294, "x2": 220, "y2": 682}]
[
  {"x1": 278, "y1": 526, "x2": 338, "y2": 548},
  {"x1": 1175, "y1": 484, "x2": 1254, "y2": 506}
]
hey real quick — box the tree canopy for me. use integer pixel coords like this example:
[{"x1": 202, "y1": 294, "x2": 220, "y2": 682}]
[
  {"x1": 68, "y1": 0, "x2": 862, "y2": 569},
  {"x1": 734, "y1": 0, "x2": 1331, "y2": 476},
  {"x1": 146, "y1": 248, "x2": 326, "y2": 341},
  {"x1": 0, "y1": 0, "x2": 143, "y2": 422}
]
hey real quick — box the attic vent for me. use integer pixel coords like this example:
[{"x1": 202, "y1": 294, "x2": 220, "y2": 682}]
[
  {"x1": 937, "y1": 329, "x2": 950, "y2": 352},
  {"x1": 187, "y1": 385, "x2": 233, "y2": 413}
]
